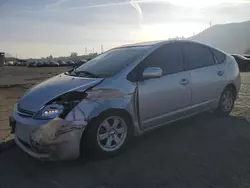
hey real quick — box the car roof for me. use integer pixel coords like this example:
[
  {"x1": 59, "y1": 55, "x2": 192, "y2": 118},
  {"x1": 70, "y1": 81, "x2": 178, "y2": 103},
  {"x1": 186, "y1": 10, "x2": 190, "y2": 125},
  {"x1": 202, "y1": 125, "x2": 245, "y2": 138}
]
[
  {"x1": 116, "y1": 40, "x2": 225, "y2": 52},
  {"x1": 119, "y1": 40, "x2": 165, "y2": 48}
]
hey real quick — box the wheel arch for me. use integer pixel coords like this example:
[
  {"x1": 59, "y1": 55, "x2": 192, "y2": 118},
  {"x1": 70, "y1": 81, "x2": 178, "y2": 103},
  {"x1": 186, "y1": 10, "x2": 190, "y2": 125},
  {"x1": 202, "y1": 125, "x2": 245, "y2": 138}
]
[
  {"x1": 225, "y1": 83, "x2": 237, "y2": 101},
  {"x1": 89, "y1": 108, "x2": 134, "y2": 125},
  {"x1": 80, "y1": 108, "x2": 135, "y2": 156}
]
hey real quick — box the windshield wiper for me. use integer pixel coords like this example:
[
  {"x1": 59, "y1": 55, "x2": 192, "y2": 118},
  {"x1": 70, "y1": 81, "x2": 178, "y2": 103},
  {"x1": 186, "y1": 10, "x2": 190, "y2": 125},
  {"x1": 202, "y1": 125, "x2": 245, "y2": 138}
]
[{"x1": 74, "y1": 70, "x2": 100, "y2": 78}]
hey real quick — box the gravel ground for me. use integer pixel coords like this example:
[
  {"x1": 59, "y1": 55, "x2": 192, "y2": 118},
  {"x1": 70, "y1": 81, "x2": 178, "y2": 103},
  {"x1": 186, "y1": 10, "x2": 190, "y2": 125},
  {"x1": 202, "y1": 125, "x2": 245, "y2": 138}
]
[
  {"x1": 1, "y1": 67, "x2": 250, "y2": 188},
  {"x1": 0, "y1": 67, "x2": 70, "y2": 140}
]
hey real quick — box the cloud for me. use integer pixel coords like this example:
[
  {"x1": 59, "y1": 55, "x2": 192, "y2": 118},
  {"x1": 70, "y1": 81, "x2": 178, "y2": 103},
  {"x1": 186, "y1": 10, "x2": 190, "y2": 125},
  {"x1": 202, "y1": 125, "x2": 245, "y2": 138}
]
[
  {"x1": 130, "y1": 0, "x2": 143, "y2": 25},
  {"x1": 40, "y1": 0, "x2": 250, "y2": 11},
  {"x1": 44, "y1": 0, "x2": 69, "y2": 9},
  {"x1": 43, "y1": 0, "x2": 165, "y2": 11},
  {"x1": 1, "y1": 0, "x2": 250, "y2": 58}
]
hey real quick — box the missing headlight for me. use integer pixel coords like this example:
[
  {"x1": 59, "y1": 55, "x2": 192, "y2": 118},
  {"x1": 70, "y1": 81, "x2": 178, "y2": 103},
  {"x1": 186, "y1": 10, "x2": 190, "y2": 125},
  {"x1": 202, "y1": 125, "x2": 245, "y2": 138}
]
[{"x1": 49, "y1": 91, "x2": 87, "y2": 119}]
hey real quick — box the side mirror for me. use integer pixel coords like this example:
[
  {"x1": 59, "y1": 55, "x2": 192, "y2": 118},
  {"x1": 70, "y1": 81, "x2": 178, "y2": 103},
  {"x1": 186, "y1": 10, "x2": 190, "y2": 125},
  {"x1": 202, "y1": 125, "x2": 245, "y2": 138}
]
[{"x1": 142, "y1": 67, "x2": 163, "y2": 80}]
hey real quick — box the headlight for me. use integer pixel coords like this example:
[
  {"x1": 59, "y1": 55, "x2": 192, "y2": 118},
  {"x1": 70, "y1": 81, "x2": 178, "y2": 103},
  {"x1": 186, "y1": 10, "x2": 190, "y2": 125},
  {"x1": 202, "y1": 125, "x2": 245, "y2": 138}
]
[
  {"x1": 34, "y1": 91, "x2": 87, "y2": 120},
  {"x1": 34, "y1": 104, "x2": 64, "y2": 120}
]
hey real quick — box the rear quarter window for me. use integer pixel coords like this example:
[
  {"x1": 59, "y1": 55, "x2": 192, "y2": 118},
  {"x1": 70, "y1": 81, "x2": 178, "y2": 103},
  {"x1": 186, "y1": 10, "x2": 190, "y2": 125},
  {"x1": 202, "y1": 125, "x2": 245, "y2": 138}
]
[{"x1": 211, "y1": 49, "x2": 226, "y2": 64}]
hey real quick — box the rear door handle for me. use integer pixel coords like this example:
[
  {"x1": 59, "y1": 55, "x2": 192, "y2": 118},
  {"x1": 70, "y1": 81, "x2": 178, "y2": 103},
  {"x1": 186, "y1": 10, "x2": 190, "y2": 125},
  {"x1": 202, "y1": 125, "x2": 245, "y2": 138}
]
[
  {"x1": 180, "y1": 79, "x2": 189, "y2": 86},
  {"x1": 217, "y1": 71, "x2": 224, "y2": 76}
]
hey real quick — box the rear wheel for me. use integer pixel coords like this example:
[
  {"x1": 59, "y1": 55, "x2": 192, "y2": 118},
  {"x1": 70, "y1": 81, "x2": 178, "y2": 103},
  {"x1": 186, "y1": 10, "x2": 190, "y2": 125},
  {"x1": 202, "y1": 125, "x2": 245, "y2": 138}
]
[
  {"x1": 82, "y1": 112, "x2": 132, "y2": 158},
  {"x1": 215, "y1": 86, "x2": 235, "y2": 117},
  {"x1": 246, "y1": 63, "x2": 250, "y2": 72}
]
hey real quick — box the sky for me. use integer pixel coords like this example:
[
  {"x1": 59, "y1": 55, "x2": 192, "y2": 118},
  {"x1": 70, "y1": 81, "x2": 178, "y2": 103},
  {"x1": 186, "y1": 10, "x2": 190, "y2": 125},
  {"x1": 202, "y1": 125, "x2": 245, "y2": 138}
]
[{"x1": 0, "y1": 0, "x2": 250, "y2": 58}]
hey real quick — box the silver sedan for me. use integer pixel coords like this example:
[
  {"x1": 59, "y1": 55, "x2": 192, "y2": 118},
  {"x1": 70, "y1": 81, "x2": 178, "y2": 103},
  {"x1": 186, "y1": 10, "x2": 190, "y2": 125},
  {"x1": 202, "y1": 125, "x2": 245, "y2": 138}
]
[{"x1": 10, "y1": 40, "x2": 241, "y2": 161}]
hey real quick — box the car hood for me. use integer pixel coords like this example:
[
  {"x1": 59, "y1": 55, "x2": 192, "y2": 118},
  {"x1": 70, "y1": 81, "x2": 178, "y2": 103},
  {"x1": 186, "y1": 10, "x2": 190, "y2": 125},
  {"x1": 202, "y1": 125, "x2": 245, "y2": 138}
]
[{"x1": 18, "y1": 73, "x2": 104, "y2": 112}]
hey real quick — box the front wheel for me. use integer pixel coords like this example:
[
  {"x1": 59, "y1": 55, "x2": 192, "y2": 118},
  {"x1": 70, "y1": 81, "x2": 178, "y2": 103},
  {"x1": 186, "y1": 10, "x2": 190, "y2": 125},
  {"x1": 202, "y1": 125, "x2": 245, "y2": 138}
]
[
  {"x1": 82, "y1": 112, "x2": 132, "y2": 158},
  {"x1": 215, "y1": 86, "x2": 235, "y2": 117}
]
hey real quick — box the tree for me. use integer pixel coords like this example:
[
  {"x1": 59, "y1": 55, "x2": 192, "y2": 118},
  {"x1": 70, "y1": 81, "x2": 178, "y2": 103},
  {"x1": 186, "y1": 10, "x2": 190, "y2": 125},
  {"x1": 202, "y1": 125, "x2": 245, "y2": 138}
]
[
  {"x1": 70, "y1": 52, "x2": 78, "y2": 57},
  {"x1": 168, "y1": 36, "x2": 185, "y2": 40},
  {"x1": 46, "y1": 55, "x2": 53, "y2": 59},
  {"x1": 244, "y1": 48, "x2": 250, "y2": 54}
]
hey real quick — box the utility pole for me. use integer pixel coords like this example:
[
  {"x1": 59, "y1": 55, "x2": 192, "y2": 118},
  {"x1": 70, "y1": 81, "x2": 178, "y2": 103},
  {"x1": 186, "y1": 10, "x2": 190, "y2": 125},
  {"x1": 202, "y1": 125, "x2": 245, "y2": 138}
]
[
  {"x1": 101, "y1": 45, "x2": 103, "y2": 53},
  {"x1": 85, "y1": 47, "x2": 87, "y2": 55},
  {"x1": 93, "y1": 48, "x2": 94, "y2": 53},
  {"x1": 0, "y1": 52, "x2": 4, "y2": 76},
  {"x1": 209, "y1": 21, "x2": 212, "y2": 27}
]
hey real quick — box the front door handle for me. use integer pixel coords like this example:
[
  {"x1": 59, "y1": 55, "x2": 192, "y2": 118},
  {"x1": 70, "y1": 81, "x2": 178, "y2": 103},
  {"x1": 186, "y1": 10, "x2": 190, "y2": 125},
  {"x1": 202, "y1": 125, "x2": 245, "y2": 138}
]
[
  {"x1": 180, "y1": 79, "x2": 189, "y2": 86},
  {"x1": 217, "y1": 70, "x2": 224, "y2": 76}
]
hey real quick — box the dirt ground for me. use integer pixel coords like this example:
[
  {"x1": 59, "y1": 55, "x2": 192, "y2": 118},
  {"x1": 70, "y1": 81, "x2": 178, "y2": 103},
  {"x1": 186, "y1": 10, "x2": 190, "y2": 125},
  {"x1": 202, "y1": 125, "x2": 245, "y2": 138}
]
[
  {"x1": 0, "y1": 66, "x2": 70, "y2": 140},
  {"x1": 1, "y1": 67, "x2": 250, "y2": 188}
]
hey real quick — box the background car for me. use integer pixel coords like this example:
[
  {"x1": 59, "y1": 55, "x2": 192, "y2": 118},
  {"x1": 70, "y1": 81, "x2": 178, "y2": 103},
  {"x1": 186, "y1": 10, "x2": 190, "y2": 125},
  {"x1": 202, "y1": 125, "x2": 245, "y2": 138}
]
[
  {"x1": 13, "y1": 61, "x2": 21, "y2": 66},
  {"x1": 74, "y1": 59, "x2": 87, "y2": 67},
  {"x1": 49, "y1": 60, "x2": 59, "y2": 67},
  {"x1": 232, "y1": 54, "x2": 250, "y2": 71},
  {"x1": 19, "y1": 62, "x2": 26, "y2": 66},
  {"x1": 6, "y1": 61, "x2": 14, "y2": 66},
  {"x1": 25, "y1": 61, "x2": 33, "y2": 67},
  {"x1": 36, "y1": 61, "x2": 44, "y2": 67},
  {"x1": 27, "y1": 61, "x2": 38, "y2": 67},
  {"x1": 243, "y1": 54, "x2": 250, "y2": 59},
  {"x1": 66, "y1": 60, "x2": 75, "y2": 66},
  {"x1": 33, "y1": 61, "x2": 39, "y2": 67},
  {"x1": 58, "y1": 60, "x2": 67, "y2": 67},
  {"x1": 42, "y1": 61, "x2": 49, "y2": 67}
]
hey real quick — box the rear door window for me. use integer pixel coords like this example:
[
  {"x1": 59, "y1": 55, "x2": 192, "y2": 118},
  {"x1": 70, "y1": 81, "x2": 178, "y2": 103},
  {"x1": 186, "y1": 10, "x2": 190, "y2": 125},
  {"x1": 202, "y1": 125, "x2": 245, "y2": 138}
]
[{"x1": 183, "y1": 43, "x2": 215, "y2": 70}]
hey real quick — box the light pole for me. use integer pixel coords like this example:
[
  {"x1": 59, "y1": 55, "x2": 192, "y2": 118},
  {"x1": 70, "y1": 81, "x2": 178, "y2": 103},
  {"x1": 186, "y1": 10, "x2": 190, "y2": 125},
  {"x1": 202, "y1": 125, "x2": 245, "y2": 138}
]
[{"x1": 0, "y1": 52, "x2": 5, "y2": 76}]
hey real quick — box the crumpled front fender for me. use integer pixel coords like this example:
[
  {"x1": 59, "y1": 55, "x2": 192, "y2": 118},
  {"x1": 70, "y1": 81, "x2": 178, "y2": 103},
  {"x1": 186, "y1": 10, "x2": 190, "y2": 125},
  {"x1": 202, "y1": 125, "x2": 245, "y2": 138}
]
[{"x1": 65, "y1": 87, "x2": 140, "y2": 135}]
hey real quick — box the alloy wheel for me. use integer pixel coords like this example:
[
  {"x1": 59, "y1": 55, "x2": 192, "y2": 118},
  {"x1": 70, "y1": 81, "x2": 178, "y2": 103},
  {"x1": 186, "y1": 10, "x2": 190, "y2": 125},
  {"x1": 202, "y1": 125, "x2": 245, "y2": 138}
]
[
  {"x1": 221, "y1": 90, "x2": 233, "y2": 112},
  {"x1": 97, "y1": 116, "x2": 127, "y2": 152}
]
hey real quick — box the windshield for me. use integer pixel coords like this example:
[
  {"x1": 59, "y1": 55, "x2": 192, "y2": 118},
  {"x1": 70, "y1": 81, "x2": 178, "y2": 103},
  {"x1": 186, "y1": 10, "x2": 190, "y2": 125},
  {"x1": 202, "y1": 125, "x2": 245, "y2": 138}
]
[{"x1": 68, "y1": 46, "x2": 150, "y2": 78}]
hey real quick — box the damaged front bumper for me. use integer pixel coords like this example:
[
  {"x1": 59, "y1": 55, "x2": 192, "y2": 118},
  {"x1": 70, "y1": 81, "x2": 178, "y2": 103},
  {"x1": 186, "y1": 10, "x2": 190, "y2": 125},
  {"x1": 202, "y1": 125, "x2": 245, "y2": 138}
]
[
  {"x1": 15, "y1": 125, "x2": 85, "y2": 161},
  {"x1": 12, "y1": 105, "x2": 87, "y2": 161}
]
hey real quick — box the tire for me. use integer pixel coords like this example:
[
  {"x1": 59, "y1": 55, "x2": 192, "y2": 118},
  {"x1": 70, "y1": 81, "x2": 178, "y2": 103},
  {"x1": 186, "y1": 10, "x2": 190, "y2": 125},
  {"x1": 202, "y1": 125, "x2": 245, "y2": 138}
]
[
  {"x1": 215, "y1": 86, "x2": 235, "y2": 117},
  {"x1": 247, "y1": 63, "x2": 250, "y2": 72},
  {"x1": 81, "y1": 111, "x2": 132, "y2": 158}
]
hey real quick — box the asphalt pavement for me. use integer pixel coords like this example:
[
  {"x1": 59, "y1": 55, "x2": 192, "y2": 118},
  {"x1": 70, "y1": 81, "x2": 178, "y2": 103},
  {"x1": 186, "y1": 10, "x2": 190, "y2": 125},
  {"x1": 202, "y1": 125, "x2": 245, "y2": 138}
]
[{"x1": 1, "y1": 113, "x2": 250, "y2": 188}]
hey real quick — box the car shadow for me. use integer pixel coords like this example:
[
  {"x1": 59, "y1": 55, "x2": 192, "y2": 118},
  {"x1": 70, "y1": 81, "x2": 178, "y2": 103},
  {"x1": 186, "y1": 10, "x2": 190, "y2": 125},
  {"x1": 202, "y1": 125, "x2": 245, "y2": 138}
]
[
  {"x1": 1, "y1": 113, "x2": 250, "y2": 188},
  {"x1": 0, "y1": 139, "x2": 16, "y2": 155}
]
